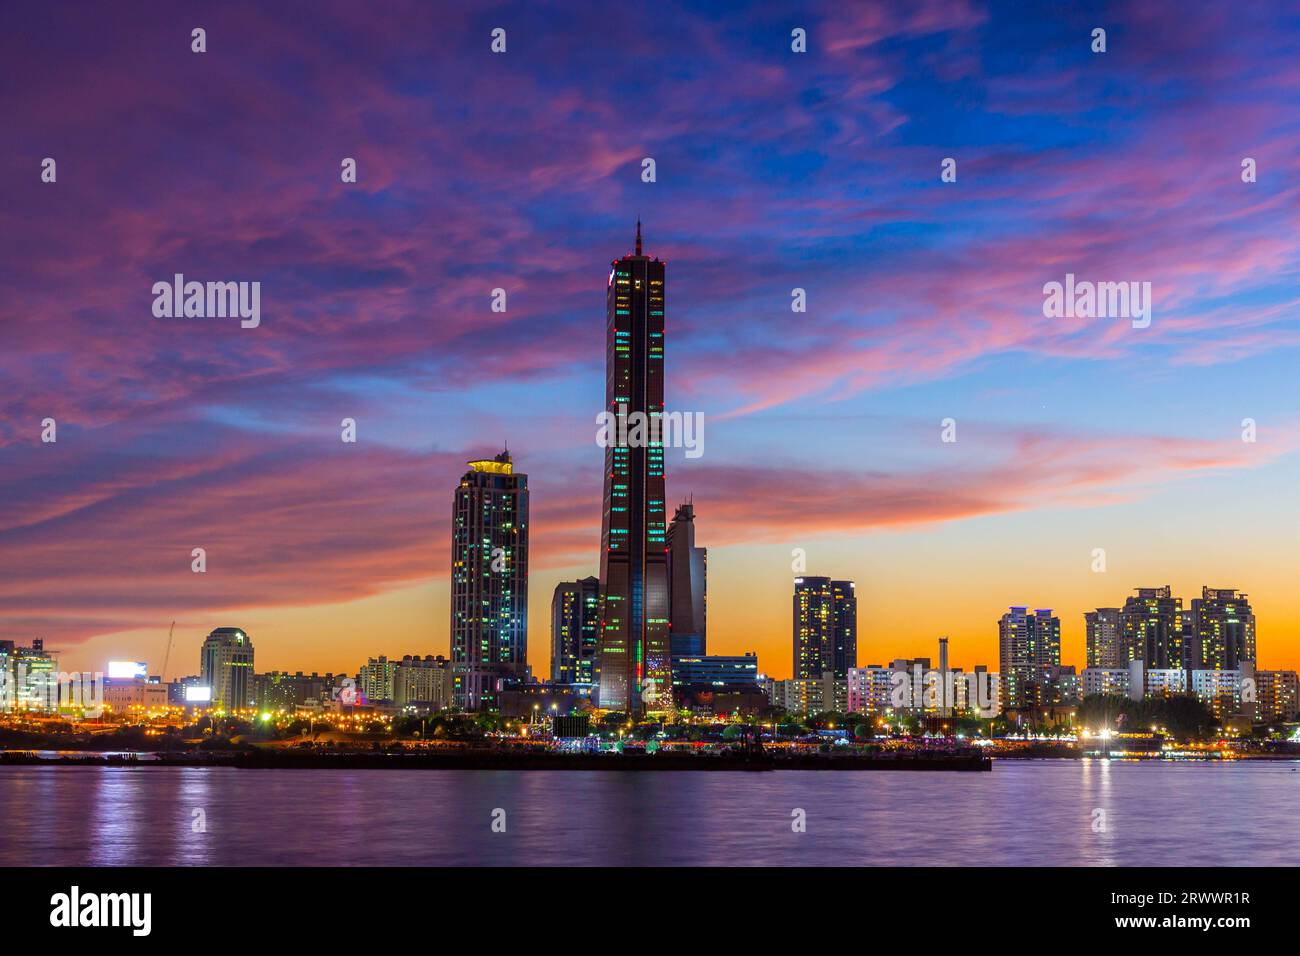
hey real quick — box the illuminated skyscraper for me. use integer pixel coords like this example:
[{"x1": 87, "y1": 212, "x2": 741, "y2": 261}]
[
  {"x1": 451, "y1": 450, "x2": 529, "y2": 710},
  {"x1": 998, "y1": 607, "x2": 1061, "y2": 709},
  {"x1": 1085, "y1": 607, "x2": 1124, "y2": 668},
  {"x1": 200, "y1": 627, "x2": 255, "y2": 710},
  {"x1": 551, "y1": 576, "x2": 600, "y2": 685},
  {"x1": 1120, "y1": 586, "x2": 1183, "y2": 669},
  {"x1": 667, "y1": 500, "x2": 707, "y2": 659},
  {"x1": 1189, "y1": 587, "x2": 1255, "y2": 670},
  {"x1": 595, "y1": 224, "x2": 670, "y2": 714},
  {"x1": 793, "y1": 577, "x2": 857, "y2": 680}
]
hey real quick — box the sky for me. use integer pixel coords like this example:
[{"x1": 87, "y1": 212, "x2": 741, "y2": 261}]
[{"x1": 2, "y1": 0, "x2": 1299, "y2": 681}]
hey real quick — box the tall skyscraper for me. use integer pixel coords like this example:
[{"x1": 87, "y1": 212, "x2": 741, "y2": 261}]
[
  {"x1": 793, "y1": 577, "x2": 857, "y2": 680},
  {"x1": 1085, "y1": 607, "x2": 1124, "y2": 668},
  {"x1": 595, "y1": 224, "x2": 670, "y2": 714},
  {"x1": 451, "y1": 450, "x2": 529, "y2": 711},
  {"x1": 200, "y1": 627, "x2": 255, "y2": 710},
  {"x1": 998, "y1": 607, "x2": 1061, "y2": 709},
  {"x1": 551, "y1": 576, "x2": 600, "y2": 685},
  {"x1": 1189, "y1": 587, "x2": 1255, "y2": 669},
  {"x1": 667, "y1": 500, "x2": 707, "y2": 658},
  {"x1": 1120, "y1": 586, "x2": 1183, "y2": 669}
]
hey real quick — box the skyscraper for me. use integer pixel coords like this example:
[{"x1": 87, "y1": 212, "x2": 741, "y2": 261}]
[
  {"x1": 1120, "y1": 586, "x2": 1183, "y2": 669},
  {"x1": 793, "y1": 577, "x2": 857, "y2": 680},
  {"x1": 551, "y1": 576, "x2": 600, "y2": 685},
  {"x1": 451, "y1": 450, "x2": 529, "y2": 711},
  {"x1": 595, "y1": 224, "x2": 670, "y2": 714},
  {"x1": 1189, "y1": 587, "x2": 1255, "y2": 670},
  {"x1": 200, "y1": 627, "x2": 255, "y2": 710},
  {"x1": 998, "y1": 607, "x2": 1061, "y2": 709},
  {"x1": 667, "y1": 500, "x2": 707, "y2": 658},
  {"x1": 1085, "y1": 607, "x2": 1124, "y2": 668}
]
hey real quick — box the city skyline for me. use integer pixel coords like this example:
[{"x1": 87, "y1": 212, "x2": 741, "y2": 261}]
[{"x1": 6, "y1": 1, "x2": 1300, "y2": 682}]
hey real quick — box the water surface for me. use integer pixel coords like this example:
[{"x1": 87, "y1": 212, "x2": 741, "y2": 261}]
[{"x1": 0, "y1": 760, "x2": 1293, "y2": 865}]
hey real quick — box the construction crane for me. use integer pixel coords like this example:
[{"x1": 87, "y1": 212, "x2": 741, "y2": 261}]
[{"x1": 160, "y1": 621, "x2": 175, "y2": 683}]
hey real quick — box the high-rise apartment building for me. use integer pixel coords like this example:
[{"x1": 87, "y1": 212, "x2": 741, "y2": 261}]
[
  {"x1": 393, "y1": 655, "x2": 453, "y2": 711},
  {"x1": 793, "y1": 577, "x2": 857, "y2": 680},
  {"x1": 1085, "y1": 607, "x2": 1125, "y2": 668},
  {"x1": 1120, "y1": 586, "x2": 1183, "y2": 669},
  {"x1": 1189, "y1": 587, "x2": 1255, "y2": 670},
  {"x1": 451, "y1": 450, "x2": 529, "y2": 710},
  {"x1": 998, "y1": 607, "x2": 1061, "y2": 710},
  {"x1": 595, "y1": 224, "x2": 670, "y2": 714},
  {"x1": 551, "y1": 576, "x2": 600, "y2": 685}
]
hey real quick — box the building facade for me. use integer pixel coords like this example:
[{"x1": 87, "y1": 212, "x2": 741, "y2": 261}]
[
  {"x1": 769, "y1": 673, "x2": 847, "y2": 714},
  {"x1": 359, "y1": 655, "x2": 398, "y2": 704},
  {"x1": 667, "y1": 501, "x2": 707, "y2": 658},
  {"x1": 1253, "y1": 669, "x2": 1299, "y2": 722},
  {"x1": 1120, "y1": 586, "x2": 1184, "y2": 669},
  {"x1": 1085, "y1": 608, "x2": 1125, "y2": 668},
  {"x1": 254, "y1": 671, "x2": 339, "y2": 710},
  {"x1": 595, "y1": 225, "x2": 671, "y2": 714},
  {"x1": 793, "y1": 577, "x2": 857, "y2": 680},
  {"x1": 199, "y1": 627, "x2": 255, "y2": 710},
  {"x1": 550, "y1": 576, "x2": 600, "y2": 686},
  {"x1": 451, "y1": 450, "x2": 529, "y2": 710},
  {"x1": 998, "y1": 607, "x2": 1061, "y2": 710},
  {"x1": 671, "y1": 653, "x2": 758, "y2": 693},
  {"x1": 393, "y1": 655, "x2": 453, "y2": 711},
  {"x1": 1189, "y1": 587, "x2": 1255, "y2": 670}
]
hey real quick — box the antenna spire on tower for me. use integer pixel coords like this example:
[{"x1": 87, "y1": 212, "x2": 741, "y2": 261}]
[{"x1": 635, "y1": 219, "x2": 642, "y2": 256}]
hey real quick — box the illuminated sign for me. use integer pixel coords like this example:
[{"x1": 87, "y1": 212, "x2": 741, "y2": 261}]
[
  {"x1": 184, "y1": 686, "x2": 213, "y2": 703},
  {"x1": 107, "y1": 661, "x2": 148, "y2": 680}
]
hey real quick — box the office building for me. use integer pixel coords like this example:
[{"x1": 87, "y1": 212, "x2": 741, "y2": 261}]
[
  {"x1": 199, "y1": 627, "x2": 256, "y2": 710},
  {"x1": 667, "y1": 501, "x2": 707, "y2": 658},
  {"x1": 671, "y1": 653, "x2": 758, "y2": 692},
  {"x1": 595, "y1": 224, "x2": 671, "y2": 714}
]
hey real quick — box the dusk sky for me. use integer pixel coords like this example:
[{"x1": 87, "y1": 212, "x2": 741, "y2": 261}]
[{"x1": 3, "y1": 0, "x2": 1299, "y2": 680}]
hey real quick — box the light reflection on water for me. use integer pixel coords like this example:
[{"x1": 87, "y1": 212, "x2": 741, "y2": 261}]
[{"x1": 0, "y1": 760, "x2": 1295, "y2": 866}]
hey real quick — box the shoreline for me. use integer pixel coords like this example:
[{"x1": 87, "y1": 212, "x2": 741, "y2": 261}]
[{"x1": 0, "y1": 749, "x2": 994, "y2": 772}]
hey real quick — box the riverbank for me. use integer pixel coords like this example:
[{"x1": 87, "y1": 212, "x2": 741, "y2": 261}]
[{"x1": 0, "y1": 748, "x2": 993, "y2": 772}]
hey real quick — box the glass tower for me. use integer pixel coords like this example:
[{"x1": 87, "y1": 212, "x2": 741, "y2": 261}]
[
  {"x1": 667, "y1": 500, "x2": 707, "y2": 659},
  {"x1": 595, "y1": 224, "x2": 670, "y2": 714}
]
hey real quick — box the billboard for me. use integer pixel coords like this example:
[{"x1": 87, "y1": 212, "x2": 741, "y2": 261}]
[
  {"x1": 184, "y1": 685, "x2": 213, "y2": 703},
  {"x1": 107, "y1": 661, "x2": 148, "y2": 680}
]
